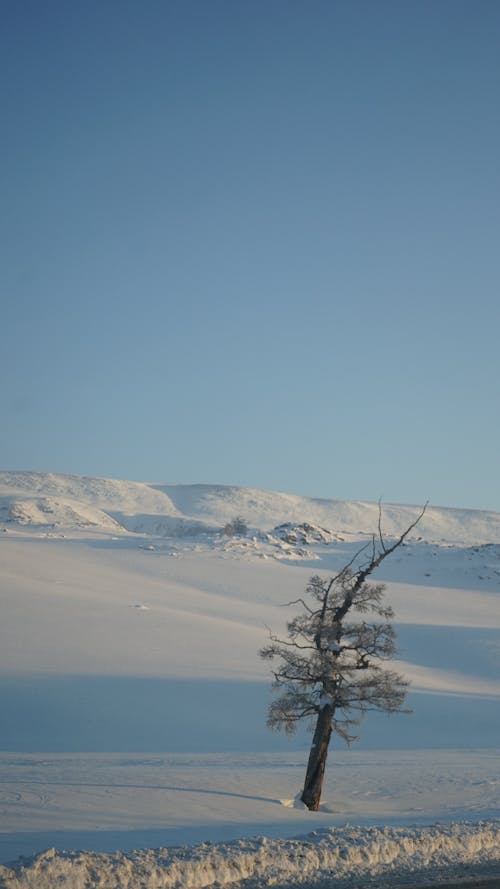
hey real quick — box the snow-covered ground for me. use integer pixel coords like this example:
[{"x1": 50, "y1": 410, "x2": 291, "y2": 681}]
[{"x1": 0, "y1": 471, "x2": 499, "y2": 887}]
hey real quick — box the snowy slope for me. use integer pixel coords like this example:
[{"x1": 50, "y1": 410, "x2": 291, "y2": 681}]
[
  {"x1": 0, "y1": 496, "x2": 125, "y2": 531},
  {"x1": 2, "y1": 470, "x2": 500, "y2": 543},
  {"x1": 155, "y1": 482, "x2": 500, "y2": 545},
  {"x1": 0, "y1": 472, "x2": 180, "y2": 515},
  {"x1": 0, "y1": 471, "x2": 180, "y2": 534},
  {"x1": 0, "y1": 470, "x2": 499, "y2": 884}
]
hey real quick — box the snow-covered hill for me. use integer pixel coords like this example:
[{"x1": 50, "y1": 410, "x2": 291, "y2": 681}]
[
  {"x1": 0, "y1": 471, "x2": 179, "y2": 530},
  {"x1": 0, "y1": 495, "x2": 124, "y2": 531},
  {"x1": 2, "y1": 470, "x2": 500, "y2": 544}
]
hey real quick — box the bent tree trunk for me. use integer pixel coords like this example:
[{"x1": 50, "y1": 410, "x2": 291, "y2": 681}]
[{"x1": 301, "y1": 704, "x2": 333, "y2": 811}]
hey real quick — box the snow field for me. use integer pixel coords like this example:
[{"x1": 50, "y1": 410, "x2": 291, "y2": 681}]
[{"x1": 0, "y1": 472, "x2": 499, "y2": 885}]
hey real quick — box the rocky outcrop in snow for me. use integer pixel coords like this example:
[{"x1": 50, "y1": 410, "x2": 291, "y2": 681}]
[{"x1": 270, "y1": 522, "x2": 343, "y2": 545}]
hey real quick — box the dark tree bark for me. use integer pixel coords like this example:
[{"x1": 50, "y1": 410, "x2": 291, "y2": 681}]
[{"x1": 301, "y1": 703, "x2": 333, "y2": 811}]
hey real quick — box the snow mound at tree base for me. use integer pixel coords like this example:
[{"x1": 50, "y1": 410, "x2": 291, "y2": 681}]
[{"x1": 1, "y1": 820, "x2": 499, "y2": 889}]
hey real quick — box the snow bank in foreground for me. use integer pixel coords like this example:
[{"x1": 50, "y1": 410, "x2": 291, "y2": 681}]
[{"x1": 1, "y1": 821, "x2": 499, "y2": 889}]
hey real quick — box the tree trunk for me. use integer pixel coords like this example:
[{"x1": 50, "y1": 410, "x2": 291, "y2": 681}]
[{"x1": 301, "y1": 705, "x2": 333, "y2": 811}]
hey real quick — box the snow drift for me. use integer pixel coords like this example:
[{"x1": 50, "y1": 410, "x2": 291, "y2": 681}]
[{"x1": 1, "y1": 821, "x2": 499, "y2": 888}]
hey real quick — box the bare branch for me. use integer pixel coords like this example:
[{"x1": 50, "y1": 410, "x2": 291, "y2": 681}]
[
  {"x1": 281, "y1": 597, "x2": 315, "y2": 614},
  {"x1": 378, "y1": 499, "x2": 387, "y2": 553},
  {"x1": 349, "y1": 502, "x2": 428, "y2": 600},
  {"x1": 266, "y1": 635, "x2": 316, "y2": 652}
]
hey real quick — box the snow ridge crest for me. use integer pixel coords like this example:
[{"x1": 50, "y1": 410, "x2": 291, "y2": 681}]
[{"x1": 1, "y1": 470, "x2": 500, "y2": 545}]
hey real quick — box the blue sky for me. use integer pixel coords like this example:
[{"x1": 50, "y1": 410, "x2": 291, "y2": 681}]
[{"x1": 2, "y1": 0, "x2": 499, "y2": 510}]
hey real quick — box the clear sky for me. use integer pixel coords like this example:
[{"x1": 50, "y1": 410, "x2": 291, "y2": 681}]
[{"x1": 2, "y1": 0, "x2": 499, "y2": 511}]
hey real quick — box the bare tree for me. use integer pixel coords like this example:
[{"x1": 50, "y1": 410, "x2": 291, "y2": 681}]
[{"x1": 260, "y1": 504, "x2": 427, "y2": 811}]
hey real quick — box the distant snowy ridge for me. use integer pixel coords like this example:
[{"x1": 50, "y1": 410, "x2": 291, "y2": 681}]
[
  {"x1": 1, "y1": 821, "x2": 499, "y2": 888},
  {"x1": 0, "y1": 471, "x2": 180, "y2": 535},
  {"x1": 0, "y1": 496, "x2": 124, "y2": 531},
  {"x1": 0, "y1": 471, "x2": 180, "y2": 516},
  {"x1": 1, "y1": 471, "x2": 500, "y2": 544}
]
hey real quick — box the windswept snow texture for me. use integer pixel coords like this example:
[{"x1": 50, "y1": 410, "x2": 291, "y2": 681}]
[
  {"x1": 1, "y1": 821, "x2": 499, "y2": 888},
  {"x1": 0, "y1": 471, "x2": 499, "y2": 883}
]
